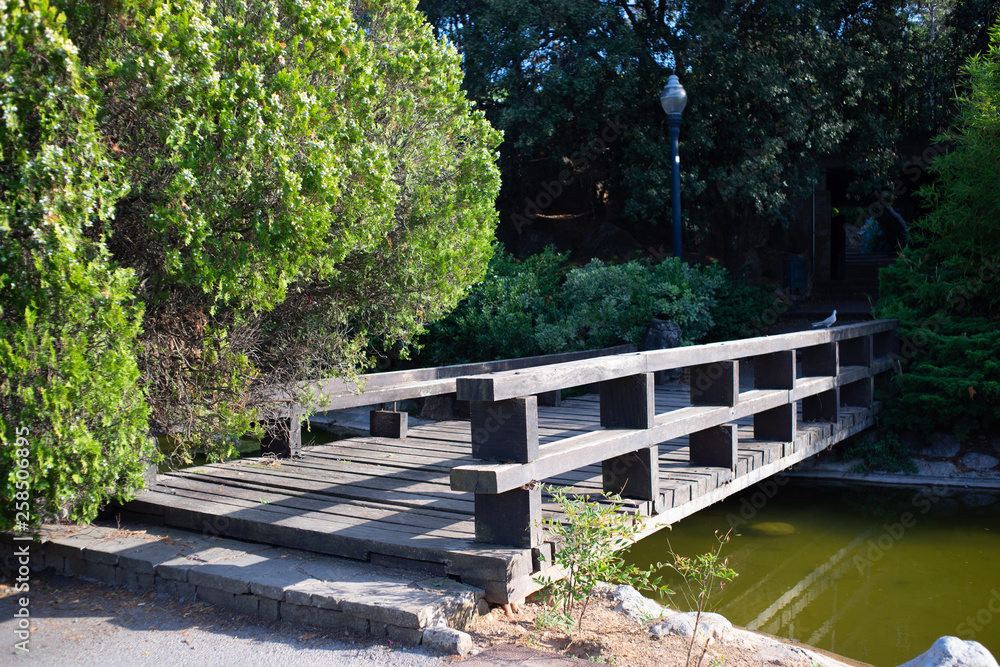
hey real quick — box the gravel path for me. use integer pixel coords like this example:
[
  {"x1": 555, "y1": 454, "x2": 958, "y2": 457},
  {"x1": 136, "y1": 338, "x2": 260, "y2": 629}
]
[{"x1": 1, "y1": 571, "x2": 445, "y2": 666}]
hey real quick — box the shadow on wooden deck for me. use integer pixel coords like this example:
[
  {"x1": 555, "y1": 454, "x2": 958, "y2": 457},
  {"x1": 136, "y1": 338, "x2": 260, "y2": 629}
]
[{"x1": 123, "y1": 382, "x2": 876, "y2": 603}]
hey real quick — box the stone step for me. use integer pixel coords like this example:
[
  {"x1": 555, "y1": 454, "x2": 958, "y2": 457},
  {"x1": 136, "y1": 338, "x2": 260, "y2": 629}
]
[{"x1": 1, "y1": 522, "x2": 484, "y2": 655}]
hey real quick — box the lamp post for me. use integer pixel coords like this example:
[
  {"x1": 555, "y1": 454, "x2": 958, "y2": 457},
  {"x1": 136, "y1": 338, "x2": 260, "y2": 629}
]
[{"x1": 660, "y1": 74, "x2": 687, "y2": 259}]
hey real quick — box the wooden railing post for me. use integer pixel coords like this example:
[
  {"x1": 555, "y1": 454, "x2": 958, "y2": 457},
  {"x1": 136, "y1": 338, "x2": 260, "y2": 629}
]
[
  {"x1": 689, "y1": 361, "x2": 738, "y2": 471},
  {"x1": 599, "y1": 373, "x2": 658, "y2": 505},
  {"x1": 690, "y1": 361, "x2": 738, "y2": 407},
  {"x1": 260, "y1": 416, "x2": 302, "y2": 457},
  {"x1": 474, "y1": 487, "x2": 541, "y2": 548},
  {"x1": 753, "y1": 351, "x2": 797, "y2": 447},
  {"x1": 370, "y1": 409, "x2": 408, "y2": 438},
  {"x1": 469, "y1": 396, "x2": 540, "y2": 547},
  {"x1": 800, "y1": 343, "x2": 839, "y2": 423},
  {"x1": 470, "y1": 397, "x2": 539, "y2": 462}
]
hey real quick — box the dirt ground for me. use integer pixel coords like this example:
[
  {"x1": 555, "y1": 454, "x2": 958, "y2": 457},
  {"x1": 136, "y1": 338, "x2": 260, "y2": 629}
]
[{"x1": 462, "y1": 593, "x2": 870, "y2": 667}]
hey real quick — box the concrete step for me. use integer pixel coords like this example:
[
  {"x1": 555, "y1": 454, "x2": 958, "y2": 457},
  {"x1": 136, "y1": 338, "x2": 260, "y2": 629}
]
[{"x1": 2, "y1": 522, "x2": 485, "y2": 655}]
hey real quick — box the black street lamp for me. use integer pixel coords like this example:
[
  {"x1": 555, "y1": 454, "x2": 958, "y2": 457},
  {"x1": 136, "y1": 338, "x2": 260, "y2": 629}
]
[{"x1": 660, "y1": 75, "x2": 687, "y2": 259}]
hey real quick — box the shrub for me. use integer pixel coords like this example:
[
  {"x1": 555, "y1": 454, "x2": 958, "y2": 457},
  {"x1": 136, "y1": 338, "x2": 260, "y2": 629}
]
[
  {"x1": 535, "y1": 258, "x2": 726, "y2": 353},
  {"x1": 0, "y1": 0, "x2": 499, "y2": 526},
  {"x1": 416, "y1": 245, "x2": 568, "y2": 364},
  {"x1": 0, "y1": 0, "x2": 155, "y2": 525},
  {"x1": 704, "y1": 280, "x2": 780, "y2": 343},
  {"x1": 841, "y1": 432, "x2": 918, "y2": 474}
]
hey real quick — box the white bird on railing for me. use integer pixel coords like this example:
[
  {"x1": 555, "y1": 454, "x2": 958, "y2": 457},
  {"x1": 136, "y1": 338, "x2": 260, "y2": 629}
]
[{"x1": 812, "y1": 310, "x2": 837, "y2": 328}]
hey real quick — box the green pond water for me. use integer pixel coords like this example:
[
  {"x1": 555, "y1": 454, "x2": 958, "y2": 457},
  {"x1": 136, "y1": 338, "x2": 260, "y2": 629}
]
[{"x1": 625, "y1": 481, "x2": 1000, "y2": 667}]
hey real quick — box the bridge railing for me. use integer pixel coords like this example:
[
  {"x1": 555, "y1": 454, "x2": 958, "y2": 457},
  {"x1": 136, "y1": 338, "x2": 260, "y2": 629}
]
[
  {"x1": 258, "y1": 344, "x2": 635, "y2": 454},
  {"x1": 450, "y1": 320, "x2": 898, "y2": 548}
]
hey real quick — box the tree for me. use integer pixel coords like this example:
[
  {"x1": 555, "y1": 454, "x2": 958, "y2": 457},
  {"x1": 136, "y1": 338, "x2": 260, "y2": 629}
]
[
  {"x1": 419, "y1": 0, "x2": 995, "y2": 270},
  {"x1": 875, "y1": 23, "x2": 1000, "y2": 439},
  {"x1": 0, "y1": 0, "x2": 500, "y2": 527}
]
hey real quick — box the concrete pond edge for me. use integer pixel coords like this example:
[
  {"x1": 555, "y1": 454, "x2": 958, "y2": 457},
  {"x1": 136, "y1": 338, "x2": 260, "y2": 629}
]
[{"x1": 1, "y1": 522, "x2": 484, "y2": 656}]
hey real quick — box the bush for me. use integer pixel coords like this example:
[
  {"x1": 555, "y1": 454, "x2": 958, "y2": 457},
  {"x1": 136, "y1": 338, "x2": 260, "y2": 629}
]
[
  {"x1": 840, "y1": 432, "x2": 917, "y2": 474},
  {"x1": 875, "y1": 24, "x2": 1000, "y2": 439},
  {"x1": 0, "y1": 0, "x2": 499, "y2": 527},
  {"x1": 704, "y1": 280, "x2": 780, "y2": 343},
  {"x1": 417, "y1": 250, "x2": 776, "y2": 363},
  {"x1": 535, "y1": 258, "x2": 726, "y2": 352},
  {"x1": 416, "y1": 245, "x2": 567, "y2": 364},
  {"x1": 0, "y1": 0, "x2": 155, "y2": 525}
]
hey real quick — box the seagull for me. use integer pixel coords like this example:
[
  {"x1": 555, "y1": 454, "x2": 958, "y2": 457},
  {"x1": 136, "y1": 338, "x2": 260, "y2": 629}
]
[{"x1": 812, "y1": 310, "x2": 837, "y2": 328}]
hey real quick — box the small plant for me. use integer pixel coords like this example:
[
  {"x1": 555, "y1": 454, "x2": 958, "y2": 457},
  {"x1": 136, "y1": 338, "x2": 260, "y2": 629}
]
[
  {"x1": 534, "y1": 486, "x2": 671, "y2": 637},
  {"x1": 665, "y1": 529, "x2": 739, "y2": 667},
  {"x1": 841, "y1": 432, "x2": 917, "y2": 473}
]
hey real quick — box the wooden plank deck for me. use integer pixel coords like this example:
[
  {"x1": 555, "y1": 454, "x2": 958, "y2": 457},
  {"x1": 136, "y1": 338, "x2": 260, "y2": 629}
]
[{"x1": 125, "y1": 382, "x2": 877, "y2": 603}]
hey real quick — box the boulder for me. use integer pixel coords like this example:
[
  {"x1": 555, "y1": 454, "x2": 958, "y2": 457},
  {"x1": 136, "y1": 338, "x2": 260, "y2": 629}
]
[
  {"x1": 961, "y1": 453, "x2": 998, "y2": 471},
  {"x1": 649, "y1": 611, "x2": 731, "y2": 642},
  {"x1": 608, "y1": 584, "x2": 664, "y2": 622},
  {"x1": 422, "y1": 625, "x2": 474, "y2": 656},
  {"x1": 641, "y1": 319, "x2": 683, "y2": 351},
  {"x1": 896, "y1": 636, "x2": 998, "y2": 667},
  {"x1": 917, "y1": 435, "x2": 961, "y2": 459}
]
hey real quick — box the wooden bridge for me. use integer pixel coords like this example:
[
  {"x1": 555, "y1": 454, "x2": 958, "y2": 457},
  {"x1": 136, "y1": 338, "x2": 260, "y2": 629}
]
[{"x1": 125, "y1": 320, "x2": 897, "y2": 604}]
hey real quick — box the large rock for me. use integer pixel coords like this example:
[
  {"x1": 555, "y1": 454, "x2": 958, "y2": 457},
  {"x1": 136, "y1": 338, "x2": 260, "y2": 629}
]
[
  {"x1": 896, "y1": 636, "x2": 999, "y2": 667},
  {"x1": 641, "y1": 319, "x2": 682, "y2": 351},
  {"x1": 608, "y1": 584, "x2": 664, "y2": 622},
  {"x1": 649, "y1": 611, "x2": 732, "y2": 642},
  {"x1": 962, "y1": 453, "x2": 999, "y2": 471},
  {"x1": 917, "y1": 435, "x2": 961, "y2": 459}
]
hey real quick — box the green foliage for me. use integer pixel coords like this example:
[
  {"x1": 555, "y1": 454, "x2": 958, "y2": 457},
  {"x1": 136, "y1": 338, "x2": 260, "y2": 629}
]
[
  {"x1": 841, "y1": 432, "x2": 918, "y2": 474},
  {"x1": 0, "y1": 0, "x2": 156, "y2": 526},
  {"x1": 417, "y1": 245, "x2": 567, "y2": 364},
  {"x1": 536, "y1": 258, "x2": 725, "y2": 352},
  {"x1": 419, "y1": 0, "x2": 994, "y2": 268},
  {"x1": 664, "y1": 530, "x2": 739, "y2": 667},
  {"x1": 0, "y1": 0, "x2": 499, "y2": 525},
  {"x1": 704, "y1": 281, "x2": 780, "y2": 343},
  {"x1": 534, "y1": 486, "x2": 671, "y2": 636},
  {"x1": 875, "y1": 24, "x2": 1000, "y2": 439},
  {"x1": 418, "y1": 250, "x2": 777, "y2": 363}
]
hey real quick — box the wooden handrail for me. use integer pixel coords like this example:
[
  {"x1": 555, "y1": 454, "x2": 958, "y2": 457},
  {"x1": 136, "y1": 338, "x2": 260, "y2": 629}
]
[
  {"x1": 261, "y1": 343, "x2": 636, "y2": 417},
  {"x1": 457, "y1": 320, "x2": 897, "y2": 402},
  {"x1": 451, "y1": 320, "x2": 899, "y2": 548}
]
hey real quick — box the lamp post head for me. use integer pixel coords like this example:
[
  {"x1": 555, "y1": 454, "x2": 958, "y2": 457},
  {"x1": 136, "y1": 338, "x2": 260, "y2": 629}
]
[{"x1": 660, "y1": 74, "x2": 687, "y2": 121}]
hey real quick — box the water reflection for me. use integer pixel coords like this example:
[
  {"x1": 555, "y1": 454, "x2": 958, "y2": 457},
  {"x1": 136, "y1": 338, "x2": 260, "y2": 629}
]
[{"x1": 627, "y1": 483, "x2": 1000, "y2": 666}]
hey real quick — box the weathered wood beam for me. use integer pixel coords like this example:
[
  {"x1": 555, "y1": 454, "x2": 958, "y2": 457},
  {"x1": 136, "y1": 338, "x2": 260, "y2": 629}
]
[
  {"x1": 690, "y1": 424, "x2": 737, "y2": 471},
  {"x1": 457, "y1": 320, "x2": 897, "y2": 403},
  {"x1": 803, "y1": 388, "x2": 840, "y2": 422},
  {"x1": 369, "y1": 410, "x2": 407, "y2": 439},
  {"x1": 690, "y1": 361, "x2": 739, "y2": 407},
  {"x1": 470, "y1": 397, "x2": 539, "y2": 463},
  {"x1": 260, "y1": 416, "x2": 302, "y2": 458},
  {"x1": 801, "y1": 343, "x2": 838, "y2": 377},
  {"x1": 602, "y1": 446, "x2": 659, "y2": 502},
  {"x1": 474, "y1": 486, "x2": 541, "y2": 548},
  {"x1": 600, "y1": 373, "x2": 655, "y2": 428}
]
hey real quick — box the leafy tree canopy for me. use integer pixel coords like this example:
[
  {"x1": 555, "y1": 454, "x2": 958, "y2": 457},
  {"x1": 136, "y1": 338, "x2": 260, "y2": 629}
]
[
  {"x1": 419, "y1": 0, "x2": 998, "y2": 268},
  {"x1": 0, "y1": 0, "x2": 500, "y2": 526}
]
